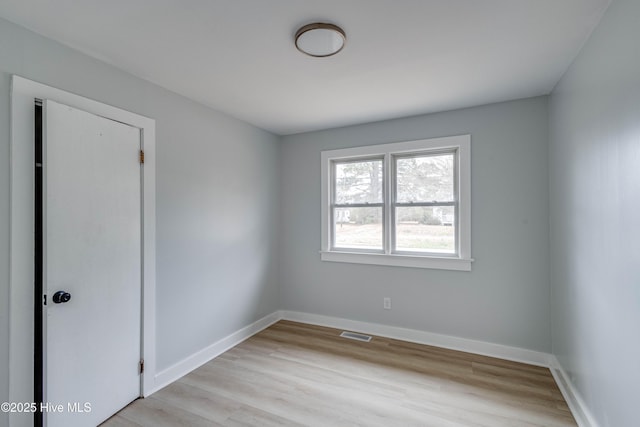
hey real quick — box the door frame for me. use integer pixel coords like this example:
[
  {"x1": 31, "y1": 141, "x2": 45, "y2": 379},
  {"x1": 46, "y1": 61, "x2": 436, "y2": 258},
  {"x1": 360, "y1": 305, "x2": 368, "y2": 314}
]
[{"x1": 9, "y1": 76, "x2": 156, "y2": 425}]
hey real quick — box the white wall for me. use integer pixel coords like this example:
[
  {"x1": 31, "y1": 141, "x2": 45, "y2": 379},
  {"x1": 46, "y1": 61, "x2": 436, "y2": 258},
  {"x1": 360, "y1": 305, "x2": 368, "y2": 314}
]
[
  {"x1": 549, "y1": 0, "x2": 640, "y2": 425},
  {"x1": 0, "y1": 17, "x2": 280, "y2": 425},
  {"x1": 280, "y1": 97, "x2": 551, "y2": 353}
]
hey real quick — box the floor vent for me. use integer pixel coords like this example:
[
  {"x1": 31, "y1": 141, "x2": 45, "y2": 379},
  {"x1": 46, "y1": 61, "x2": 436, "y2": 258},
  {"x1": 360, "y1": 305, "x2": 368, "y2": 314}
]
[{"x1": 340, "y1": 331, "x2": 372, "y2": 342}]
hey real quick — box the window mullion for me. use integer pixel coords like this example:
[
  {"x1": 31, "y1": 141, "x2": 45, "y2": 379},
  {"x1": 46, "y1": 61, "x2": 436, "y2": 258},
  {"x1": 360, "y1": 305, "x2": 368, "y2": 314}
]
[
  {"x1": 384, "y1": 153, "x2": 393, "y2": 254},
  {"x1": 321, "y1": 134, "x2": 471, "y2": 270},
  {"x1": 330, "y1": 161, "x2": 336, "y2": 249},
  {"x1": 454, "y1": 149, "x2": 460, "y2": 256}
]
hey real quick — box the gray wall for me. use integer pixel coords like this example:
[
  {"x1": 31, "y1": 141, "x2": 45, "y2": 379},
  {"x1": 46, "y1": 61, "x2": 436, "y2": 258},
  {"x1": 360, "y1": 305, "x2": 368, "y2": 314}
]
[
  {"x1": 280, "y1": 97, "x2": 551, "y2": 352},
  {"x1": 0, "y1": 17, "x2": 280, "y2": 423},
  {"x1": 5, "y1": 1, "x2": 638, "y2": 423},
  {"x1": 549, "y1": 0, "x2": 640, "y2": 425}
]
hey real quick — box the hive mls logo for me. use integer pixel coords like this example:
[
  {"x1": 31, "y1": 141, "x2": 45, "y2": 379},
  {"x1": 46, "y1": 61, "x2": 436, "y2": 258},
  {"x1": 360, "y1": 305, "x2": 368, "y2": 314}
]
[{"x1": 68, "y1": 402, "x2": 92, "y2": 413}]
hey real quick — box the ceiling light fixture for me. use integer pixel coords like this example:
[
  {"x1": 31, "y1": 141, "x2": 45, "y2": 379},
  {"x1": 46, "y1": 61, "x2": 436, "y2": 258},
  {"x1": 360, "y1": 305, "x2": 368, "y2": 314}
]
[{"x1": 295, "y1": 23, "x2": 346, "y2": 58}]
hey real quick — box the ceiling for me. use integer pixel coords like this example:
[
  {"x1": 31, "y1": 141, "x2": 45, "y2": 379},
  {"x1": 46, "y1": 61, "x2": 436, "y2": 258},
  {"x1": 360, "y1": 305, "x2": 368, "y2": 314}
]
[{"x1": 0, "y1": 0, "x2": 610, "y2": 135}]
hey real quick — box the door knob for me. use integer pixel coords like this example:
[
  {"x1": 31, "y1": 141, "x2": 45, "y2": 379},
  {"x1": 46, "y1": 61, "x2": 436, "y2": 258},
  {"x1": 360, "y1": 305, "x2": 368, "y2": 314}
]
[{"x1": 52, "y1": 291, "x2": 71, "y2": 304}]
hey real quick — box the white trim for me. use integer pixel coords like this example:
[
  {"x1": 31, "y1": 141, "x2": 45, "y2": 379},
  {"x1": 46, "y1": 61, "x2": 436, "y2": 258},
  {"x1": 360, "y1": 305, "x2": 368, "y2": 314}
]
[
  {"x1": 141, "y1": 312, "x2": 591, "y2": 427},
  {"x1": 320, "y1": 251, "x2": 473, "y2": 271},
  {"x1": 281, "y1": 311, "x2": 551, "y2": 367},
  {"x1": 94, "y1": 308, "x2": 583, "y2": 426},
  {"x1": 151, "y1": 312, "x2": 281, "y2": 394},
  {"x1": 9, "y1": 76, "x2": 157, "y2": 419},
  {"x1": 151, "y1": 309, "x2": 552, "y2": 393},
  {"x1": 549, "y1": 356, "x2": 600, "y2": 427},
  {"x1": 320, "y1": 134, "x2": 472, "y2": 271}
]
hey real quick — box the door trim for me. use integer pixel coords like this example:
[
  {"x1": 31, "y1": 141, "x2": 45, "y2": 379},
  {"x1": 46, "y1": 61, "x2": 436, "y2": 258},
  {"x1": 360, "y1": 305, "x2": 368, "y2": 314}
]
[{"x1": 9, "y1": 76, "x2": 157, "y2": 425}]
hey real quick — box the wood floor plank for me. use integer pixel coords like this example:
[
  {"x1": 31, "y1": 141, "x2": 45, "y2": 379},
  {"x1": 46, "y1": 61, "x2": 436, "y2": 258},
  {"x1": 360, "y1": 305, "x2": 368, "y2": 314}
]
[
  {"x1": 151, "y1": 381, "x2": 242, "y2": 423},
  {"x1": 108, "y1": 320, "x2": 577, "y2": 426},
  {"x1": 112, "y1": 396, "x2": 223, "y2": 427},
  {"x1": 100, "y1": 414, "x2": 143, "y2": 427},
  {"x1": 224, "y1": 404, "x2": 306, "y2": 427}
]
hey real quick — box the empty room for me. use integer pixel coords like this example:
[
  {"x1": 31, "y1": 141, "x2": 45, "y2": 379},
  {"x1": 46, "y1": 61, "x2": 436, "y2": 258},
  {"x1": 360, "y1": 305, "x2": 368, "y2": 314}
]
[{"x1": 1, "y1": 0, "x2": 638, "y2": 426}]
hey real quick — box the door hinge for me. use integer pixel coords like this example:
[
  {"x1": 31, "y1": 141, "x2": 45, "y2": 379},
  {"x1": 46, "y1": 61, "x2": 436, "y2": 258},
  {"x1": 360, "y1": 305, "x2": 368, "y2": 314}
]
[
  {"x1": 43, "y1": 294, "x2": 47, "y2": 305},
  {"x1": 139, "y1": 359, "x2": 144, "y2": 374},
  {"x1": 139, "y1": 150, "x2": 145, "y2": 164}
]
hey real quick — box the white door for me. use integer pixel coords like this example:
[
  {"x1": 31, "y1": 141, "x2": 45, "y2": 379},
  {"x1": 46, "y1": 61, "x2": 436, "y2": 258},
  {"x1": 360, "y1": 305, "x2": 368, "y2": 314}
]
[{"x1": 43, "y1": 100, "x2": 142, "y2": 427}]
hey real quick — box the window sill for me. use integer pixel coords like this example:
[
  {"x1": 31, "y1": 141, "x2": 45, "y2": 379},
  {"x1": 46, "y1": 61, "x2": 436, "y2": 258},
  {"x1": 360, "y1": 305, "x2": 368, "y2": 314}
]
[{"x1": 320, "y1": 251, "x2": 473, "y2": 271}]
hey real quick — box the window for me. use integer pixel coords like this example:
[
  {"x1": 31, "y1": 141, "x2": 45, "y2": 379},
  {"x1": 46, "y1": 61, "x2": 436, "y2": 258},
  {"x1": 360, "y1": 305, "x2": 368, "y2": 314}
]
[{"x1": 321, "y1": 135, "x2": 472, "y2": 270}]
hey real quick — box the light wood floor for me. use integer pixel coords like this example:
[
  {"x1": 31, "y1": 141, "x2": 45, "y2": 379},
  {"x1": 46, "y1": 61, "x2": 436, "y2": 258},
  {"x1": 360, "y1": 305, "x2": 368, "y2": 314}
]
[{"x1": 102, "y1": 321, "x2": 576, "y2": 426}]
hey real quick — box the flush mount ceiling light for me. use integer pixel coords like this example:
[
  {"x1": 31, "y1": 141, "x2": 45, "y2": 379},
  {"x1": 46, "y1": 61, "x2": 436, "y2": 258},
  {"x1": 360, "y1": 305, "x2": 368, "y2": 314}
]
[{"x1": 295, "y1": 23, "x2": 346, "y2": 57}]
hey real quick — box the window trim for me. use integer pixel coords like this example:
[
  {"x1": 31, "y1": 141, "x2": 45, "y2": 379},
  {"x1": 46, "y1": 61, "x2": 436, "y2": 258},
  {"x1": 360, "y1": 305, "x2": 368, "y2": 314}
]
[
  {"x1": 320, "y1": 135, "x2": 472, "y2": 271},
  {"x1": 391, "y1": 150, "x2": 458, "y2": 256},
  {"x1": 331, "y1": 157, "x2": 385, "y2": 253}
]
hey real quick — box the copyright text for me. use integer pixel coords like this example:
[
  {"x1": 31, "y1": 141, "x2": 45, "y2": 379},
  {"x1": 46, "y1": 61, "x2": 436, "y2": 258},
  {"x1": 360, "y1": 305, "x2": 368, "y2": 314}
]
[{"x1": 1, "y1": 402, "x2": 92, "y2": 413}]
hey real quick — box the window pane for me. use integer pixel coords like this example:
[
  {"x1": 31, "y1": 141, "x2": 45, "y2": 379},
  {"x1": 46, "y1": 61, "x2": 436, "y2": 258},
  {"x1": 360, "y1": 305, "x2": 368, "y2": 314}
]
[
  {"x1": 334, "y1": 207, "x2": 382, "y2": 250},
  {"x1": 335, "y1": 159, "x2": 383, "y2": 204},
  {"x1": 396, "y1": 154, "x2": 454, "y2": 203},
  {"x1": 395, "y1": 206, "x2": 455, "y2": 253}
]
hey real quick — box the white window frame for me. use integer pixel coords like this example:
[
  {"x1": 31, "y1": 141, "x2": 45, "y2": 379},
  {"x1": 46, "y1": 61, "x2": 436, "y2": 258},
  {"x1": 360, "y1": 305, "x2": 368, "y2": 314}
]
[{"x1": 321, "y1": 135, "x2": 472, "y2": 271}]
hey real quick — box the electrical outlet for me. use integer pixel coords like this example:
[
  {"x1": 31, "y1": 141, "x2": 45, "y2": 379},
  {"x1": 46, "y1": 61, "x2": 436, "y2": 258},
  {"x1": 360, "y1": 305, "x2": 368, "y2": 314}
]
[{"x1": 383, "y1": 297, "x2": 391, "y2": 310}]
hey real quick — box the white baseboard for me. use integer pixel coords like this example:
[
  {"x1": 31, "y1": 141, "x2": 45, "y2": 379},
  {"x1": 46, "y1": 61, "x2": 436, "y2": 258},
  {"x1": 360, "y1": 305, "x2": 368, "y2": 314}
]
[
  {"x1": 150, "y1": 310, "x2": 591, "y2": 427},
  {"x1": 549, "y1": 356, "x2": 599, "y2": 427},
  {"x1": 281, "y1": 310, "x2": 551, "y2": 367},
  {"x1": 150, "y1": 311, "x2": 281, "y2": 395},
  {"x1": 150, "y1": 310, "x2": 552, "y2": 395}
]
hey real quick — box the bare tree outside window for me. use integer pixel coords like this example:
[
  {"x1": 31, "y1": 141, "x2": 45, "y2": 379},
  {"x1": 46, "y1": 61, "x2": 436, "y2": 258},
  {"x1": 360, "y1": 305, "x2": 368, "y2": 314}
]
[
  {"x1": 332, "y1": 153, "x2": 456, "y2": 253},
  {"x1": 394, "y1": 153, "x2": 455, "y2": 253},
  {"x1": 321, "y1": 135, "x2": 471, "y2": 270},
  {"x1": 333, "y1": 159, "x2": 383, "y2": 250}
]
